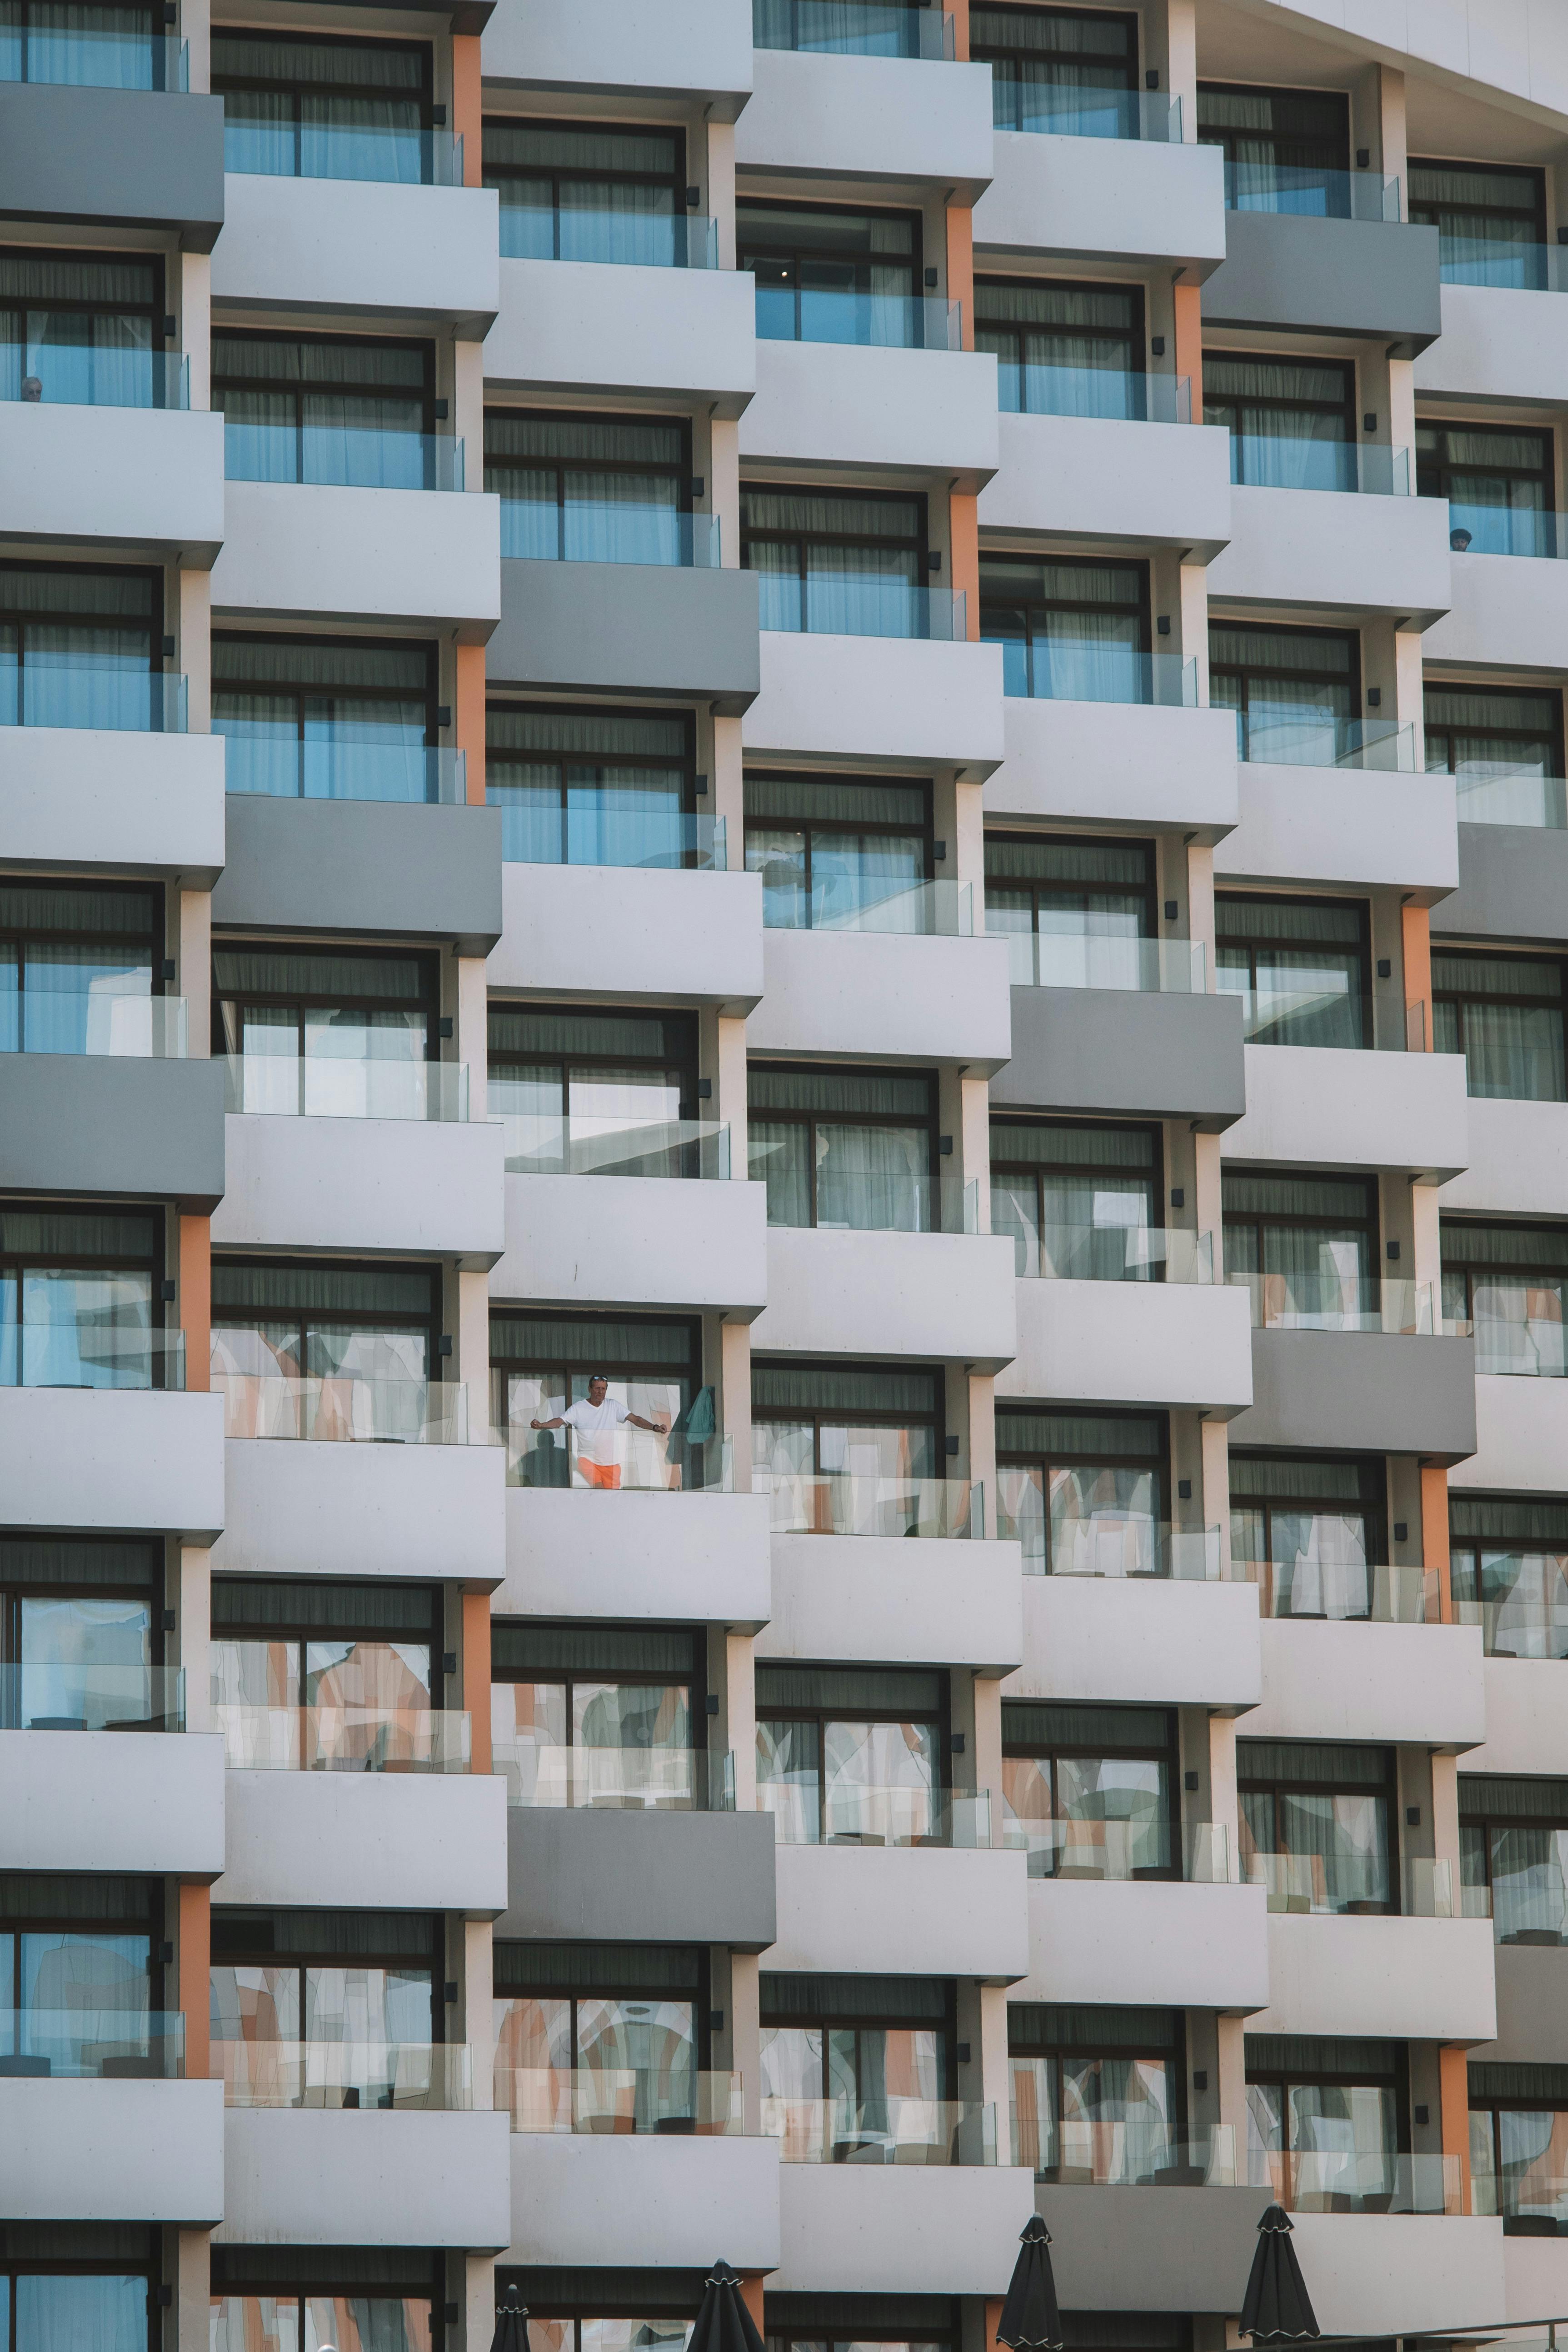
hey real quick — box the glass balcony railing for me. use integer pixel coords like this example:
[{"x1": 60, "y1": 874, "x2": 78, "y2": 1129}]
[
  {"x1": 998, "y1": 365, "x2": 1191, "y2": 424},
  {"x1": 755, "y1": 291, "x2": 962, "y2": 351},
  {"x1": 1002, "y1": 1818, "x2": 1230, "y2": 1883},
  {"x1": 1231, "y1": 714, "x2": 1417, "y2": 770},
  {"x1": 500, "y1": 507, "x2": 721, "y2": 568},
  {"x1": 765, "y1": 2096, "x2": 998, "y2": 2165},
  {"x1": 497, "y1": 205, "x2": 719, "y2": 269},
  {"x1": 757, "y1": 1470, "x2": 984, "y2": 1540},
  {"x1": 2, "y1": 992, "x2": 187, "y2": 1058},
  {"x1": 0, "y1": 32, "x2": 186, "y2": 88},
  {"x1": 1451, "y1": 765, "x2": 1568, "y2": 830},
  {"x1": 0, "y1": 2011, "x2": 184, "y2": 2079},
  {"x1": 499, "y1": 2065, "x2": 745, "y2": 2135},
  {"x1": 213, "y1": 2039, "x2": 472, "y2": 2110},
  {"x1": 994, "y1": 1507, "x2": 1223, "y2": 1582},
  {"x1": 1444, "y1": 504, "x2": 1568, "y2": 560},
  {"x1": 213, "y1": 1373, "x2": 471, "y2": 1443},
  {"x1": 496, "y1": 1114, "x2": 731, "y2": 1180},
  {"x1": 0, "y1": 665, "x2": 187, "y2": 733},
  {"x1": 1004, "y1": 1220, "x2": 1214, "y2": 1283},
  {"x1": 1228, "y1": 436, "x2": 1410, "y2": 495},
  {"x1": 1453, "y1": 1592, "x2": 1568, "y2": 1663},
  {"x1": 226, "y1": 125, "x2": 464, "y2": 188},
  {"x1": 992, "y1": 83, "x2": 1183, "y2": 143},
  {"x1": 495, "y1": 1740, "x2": 736, "y2": 1812},
  {"x1": 995, "y1": 643, "x2": 1198, "y2": 708},
  {"x1": 503, "y1": 1423, "x2": 733, "y2": 1494},
  {"x1": 1228, "y1": 1272, "x2": 1466, "y2": 1337},
  {"x1": 1232, "y1": 1561, "x2": 1438, "y2": 1625},
  {"x1": 763, "y1": 1784, "x2": 991, "y2": 1848},
  {"x1": 1243, "y1": 1850, "x2": 1391, "y2": 1915},
  {"x1": 758, "y1": 575, "x2": 967, "y2": 641},
  {"x1": 221, "y1": 1055, "x2": 470, "y2": 1121},
  {"x1": 494, "y1": 804, "x2": 726, "y2": 872},
  {"x1": 1000, "y1": 934, "x2": 1206, "y2": 992},
  {"x1": 1015, "y1": 2119, "x2": 1238, "y2": 2186},
  {"x1": 752, "y1": 1169, "x2": 980, "y2": 1236},
  {"x1": 223, "y1": 739, "x2": 467, "y2": 805},
  {"x1": 224, "y1": 423, "x2": 464, "y2": 492},
  {"x1": 1, "y1": 1325, "x2": 185, "y2": 1392},
  {"x1": 761, "y1": 877, "x2": 975, "y2": 936},
  {"x1": 1471, "y1": 2170, "x2": 1568, "y2": 2232},
  {"x1": 4, "y1": 347, "x2": 188, "y2": 410},
  {"x1": 1436, "y1": 237, "x2": 1568, "y2": 292},
  {"x1": 1252, "y1": 2146, "x2": 1461, "y2": 2216},
  {"x1": 1, "y1": 1663, "x2": 184, "y2": 1732},
  {"x1": 1217, "y1": 160, "x2": 1402, "y2": 221},
  {"x1": 214, "y1": 1703, "x2": 471, "y2": 1773},
  {"x1": 754, "y1": 0, "x2": 955, "y2": 58}
]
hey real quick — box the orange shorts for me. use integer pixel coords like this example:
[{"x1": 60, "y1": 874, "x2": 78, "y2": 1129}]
[{"x1": 579, "y1": 1460, "x2": 622, "y2": 1491}]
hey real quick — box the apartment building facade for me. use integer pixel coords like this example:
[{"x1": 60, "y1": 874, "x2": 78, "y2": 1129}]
[{"x1": 4, "y1": 0, "x2": 1568, "y2": 2347}]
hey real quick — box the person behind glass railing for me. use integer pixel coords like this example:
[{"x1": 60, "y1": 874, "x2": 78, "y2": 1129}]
[{"x1": 530, "y1": 1373, "x2": 669, "y2": 1491}]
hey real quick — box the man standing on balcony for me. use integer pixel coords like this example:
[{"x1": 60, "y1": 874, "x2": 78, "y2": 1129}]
[{"x1": 530, "y1": 1374, "x2": 669, "y2": 1490}]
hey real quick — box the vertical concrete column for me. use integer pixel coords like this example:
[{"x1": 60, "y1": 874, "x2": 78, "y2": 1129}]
[
  {"x1": 454, "y1": 340, "x2": 487, "y2": 488},
  {"x1": 714, "y1": 1625, "x2": 758, "y2": 1808},
  {"x1": 174, "y1": 2230, "x2": 210, "y2": 2352},
  {"x1": 947, "y1": 0, "x2": 969, "y2": 58},
  {"x1": 1176, "y1": 557, "x2": 1208, "y2": 692},
  {"x1": 452, "y1": 34, "x2": 482, "y2": 184},
  {"x1": 179, "y1": 1545, "x2": 212, "y2": 1731},
  {"x1": 1186, "y1": 840, "x2": 1215, "y2": 980},
  {"x1": 180, "y1": 1214, "x2": 211, "y2": 1383},
  {"x1": 967, "y1": 1371, "x2": 997, "y2": 1512},
  {"x1": 178, "y1": 1882, "x2": 210, "y2": 2082},
  {"x1": 969, "y1": 1671, "x2": 1004, "y2": 1842},
  {"x1": 179, "y1": 254, "x2": 211, "y2": 409},
  {"x1": 1438, "y1": 2042, "x2": 1472, "y2": 2213},
  {"x1": 1376, "y1": 65, "x2": 1408, "y2": 213},
  {"x1": 1207, "y1": 1711, "x2": 1240, "y2": 1873},
  {"x1": 1402, "y1": 902, "x2": 1433, "y2": 1054},
  {"x1": 1430, "y1": 1752, "x2": 1461, "y2": 1878},
  {"x1": 178, "y1": 568, "x2": 211, "y2": 731},
  {"x1": 710, "y1": 709, "x2": 744, "y2": 878},
  {"x1": 1199, "y1": 1412, "x2": 1231, "y2": 1571},
  {"x1": 456, "y1": 640, "x2": 487, "y2": 805},
  {"x1": 719, "y1": 1321, "x2": 753, "y2": 1490},
  {"x1": 737, "y1": 2274, "x2": 765, "y2": 2337},
  {"x1": 1145, "y1": 0, "x2": 1196, "y2": 129},
  {"x1": 1171, "y1": 285, "x2": 1204, "y2": 414},
  {"x1": 715, "y1": 1009, "x2": 749, "y2": 1169},
  {"x1": 463, "y1": 1590, "x2": 492, "y2": 1775},
  {"x1": 710, "y1": 423, "x2": 741, "y2": 581},
  {"x1": 179, "y1": 893, "x2": 212, "y2": 1059},
  {"x1": 1421, "y1": 1463, "x2": 1453, "y2": 1621},
  {"x1": 957, "y1": 1979, "x2": 1009, "y2": 2146},
  {"x1": 464, "y1": 1919, "x2": 495, "y2": 2105},
  {"x1": 1392, "y1": 624, "x2": 1425, "y2": 756},
  {"x1": 730, "y1": 1950, "x2": 762, "y2": 2134},
  {"x1": 459, "y1": 1267, "x2": 494, "y2": 1444},
  {"x1": 1214, "y1": 2015, "x2": 1248, "y2": 2155},
  {"x1": 466, "y1": 2257, "x2": 499, "y2": 2352},
  {"x1": 945, "y1": 206, "x2": 975, "y2": 355},
  {"x1": 707, "y1": 120, "x2": 737, "y2": 270}
]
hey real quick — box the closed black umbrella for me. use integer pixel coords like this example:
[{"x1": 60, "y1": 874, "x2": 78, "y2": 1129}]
[
  {"x1": 1240, "y1": 2206, "x2": 1320, "y2": 2343},
  {"x1": 489, "y1": 2288, "x2": 530, "y2": 2352},
  {"x1": 688, "y1": 2261, "x2": 765, "y2": 2352},
  {"x1": 997, "y1": 2216, "x2": 1063, "y2": 2352}
]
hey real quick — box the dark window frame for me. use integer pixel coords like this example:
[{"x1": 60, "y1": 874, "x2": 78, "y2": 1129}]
[
  {"x1": 1001, "y1": 1703, "x2": 1180, "y2": 1882},
  {"x1": 482, "y1": 408, "x2": 694, "y2": 552},
  {"x1": 1008, "y1": 2002, "x2": 1188, "y2": 2171},
  {"x1": 1213, "y1": 891, "x2": 1373, "y2": 1050},
  {"x1": 1408, "y1": 157, "x2": 1548, "y2": 249},
  {"x1": 1424, "y1": 680, "x2": 1565, "y2": 783},
  {"x1": 210, "y1": 631, "x2": 439, "y2": 776},
  {"x1": 983, "y1": 829, "x2": 1158, "y2": 944},
  {"x1": 210, "y1": 940, "x2": 440, "y2": 1064},
  {"x1": 971, "y1": 5, "x2": 1139, "y2": 133},
  {"x1": 742, "y1": 770, "x2": 934, "y2": 917},
  {"x1": 746, "y1": 1060, "x2": 940, "y2": 1232},
  {"x1": 1432, "y1": 949, "x2": 1568, "y2": 1103},
  {"x1": 1237, "y1": 1745, "x2": 1398, "y2": 1916},
  {"x1": 751, "y1": 1358, "x2": 946, "y2": 1474},
  {"x1": 480, "y1": 115, "x2": 688, "y2": 245},
  {"x1": 1227, "y1": 1449, "x2": 1388, "y2": 1598},
  {"x1": 994, "y1": 1406, "x2": 1169, "y2": 1574},
  {"x1": 1195, "y1": 80, "x2": 1350, "y2": 176},
  {"x1": 210, "y1": 1908, "x2": 443, "y2": 2047},
  {"x1": 209, "y1": 1256, "x2": 441, "y2": 1378},
  {"x1": 0, "y1": 2233, "x2": 159, "y2": 2352},
  {"x1": 1207, "y1": 620, "x2": 1363, "y2": 757},
  {"x1": 740, "y1": 483, "x2": 930, "y2": 594},
  {"x1": 979, "y1": 556, "x2": 1151, "y2": 697},
  {"x1": 0, "y1": 557, "x2": 163, "y2": 678},
  {"x1": 211, "y1": 326, "x2": 437, "y2": 471},
  {"x1": 211, "y1": 26, "x2": 437, "y2": 143},
  {"x1": 1416, "y1": 418, "x2": 1555, "y2": 509},
  {"x1": 737, "y1": 194, "x2": 924, "y2": 336}
]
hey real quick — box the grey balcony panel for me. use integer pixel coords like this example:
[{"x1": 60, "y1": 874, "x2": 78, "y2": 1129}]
[
  {"x1": 0, "y1": 86, "x2": 225, "y2": 250},
  {"x1": 1443, "y1": 825, "x2": 1568, "y2": 948},
  {"x1": 991, "y1": 985, "x2": 1247, "y2": 1128},
  {"x1": 212, "y1": 796, "x2": 504, "y2": 954},
  {"x1": 1202, "y1": 214, "x2": 1442, "y2": 350},
  {"x1": 489, "y1": 560, "x2": 761, "y2": 714},
  {"x1": 1228, "y1": 1329, "x2": 1478, "y2": 1463},
  {"x1": 1038, "y1": 2184, "x2": 1272, "y2": 2311},
  {"x1": 0, "y1": 1054, "x2": 225, "y2": 1209},
  {"x1": 1472, "y1": 1943, "x2": 1568, "y2": 2067},
  {"x1": 499, "y1": 1807, "x2": 777, "y2": 1953}
]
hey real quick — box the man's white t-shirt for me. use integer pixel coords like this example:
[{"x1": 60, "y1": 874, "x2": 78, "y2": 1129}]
[{"x1": 560, "y1": 1394, "x2": 631, "y2": 1464}]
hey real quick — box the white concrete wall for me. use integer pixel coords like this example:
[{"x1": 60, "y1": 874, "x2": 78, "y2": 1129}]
[
  {"x1": 773, "y1": 2164, "x2": 1038, "y2": 2295},
  {"x1": 212, "y1": 1113, "x2": 506, "y2": 1264},
  {"x1": 744, "y1": 634, "x2": 1006, "y2": 775},
  {"x1": 1206, "y1": 484, "x2": 1453, "y2": 621},
  {"x1": 212, "y1": 481, "x2": 501, "y2": 637},
  {"x1": 989, "y1": 698, "x2": 1239, "y2": 842},
  {"x1": 1449, "y1": 1374, "x2": 1568, "y2": 1493},
  {"x1": 219, "y1": 1438, "x2": 505, "y2": 1584},
  {"x1": 1423, "y1": 550, "x2": 1568, "y2": 674},
  {"x1": 1252, "y1": 1621, "x2": 1486, "y2": 1748},
  {"x1": 0, "y1": 2080, "x2": 225, "y2": 2223},
  {"x1": 0, "y1": 1731, "x2": 225, "y2": 1876},
  {"x1": 489, "y1": 862, "x2": 763, "y2": 1011},
  {"x1": 1440, "y1": 1098, "x2": 1568, "y2": 1216},
  {"x1": 481, "y1": 0, "x2": 753, "y2": 103},
  {"x1": 1290, "y1": 2214, "x2": 1505, "y2": 2337},
  {"x1": 218, "y1": 1770, "x2": 508, "y2": 1915},
  {"x1": 742, "y1": 342, "x2": 999, "y2": 480},
  {"x1": 1224, "y1": 1043, "x2": 1470, "y2": 1178},
  {"x1": 758, "y1": 1534, "x2": 1024, "y2": 1673},
  {"x1": 997, "y1": 1277, "x2": 1254, "y2": 1415},
  {"x1": 771, "y1": 1844, "x2": 1031, "y2": 1979},
  {"x1": 0, "y1": 1388, "x2": 225, "y2": 1540},
  {"x1": 1503, "y1": 2225, "x2": 1568, "y2": 2322},
  {"x1": 495, "y1": 1173, "x2": 769, "y2": 1316},
  {"x1": 1007, "y1": 1576, "x2": 1263, "y2": 1713},
  {"x1": 979, "y1": 413, "x2": 1232, "y2": 553},
  {"x1": 0, "y1": 729, "x2": 225, "y2": 884},
  {"x1": 1468, "y1": 1660, "x2": 1568, "y2": 1779},
  {"x1": 1417, "y1": 283, "x2": 1568, "y2": 407},
  {"x1": 499, "y1": 1488, "x2": 773, "y2": 1628},
  {"x1": 506, "y1": 2132, "x2": 781, "y2": 2270},
  {"x1": 1217, "y1": 763, "x2": 1458, "y2": 899},
  {"x1": 1021, "y1": 1878, "x2": 1271, "y2": 2011},
  {"x1": 974, "y1": 132, "x2": 1227, "y2": 274},
  {"x1": 1252, "y1": 1915, "x2": 1497, "y2": 2042},
  {"x1": 752, "y1": 1227, "x2": 1017, "y2": 1368},
  {"x1": 217, "y1": 2108, "x2": 512, "y2": 2247},
  {"x1": 214, "y1": 176, "x2": 499, "y2": 329},
  {"x1": 736, "y1": 49, "x2": 995, "y2": 190},
  {"x1": 748, "y1": 928, "x2": 1013, "y2": 1069},
  {"x1": 486, "y1": 259, "x2": 756, "y2": 412},
  {"x1": 0, "y1": 403, "x2": 224, "y2": 561}
]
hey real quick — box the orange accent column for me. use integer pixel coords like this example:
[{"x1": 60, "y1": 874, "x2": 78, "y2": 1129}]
[
  {"x1": 1172, "y1": 281, "x2": 1203, "y2": 419},
  {"x1": 948, "y1": 0, "x2": 969, "y2": 58},
  {"x1": 984, "y1": 2299, "x2": 1004, "y2": 2352},
  {"x1": 1439, "y1": 2043, "x2": 1472, "y2": 2214},
  {"x1": 179, "y1": 1214, "x2": 210, "y2": 1393},
  {"x1": 463, "y1": 1591, "x2": 492, "y2": 1775},
  {"x1": 456, "y1": 641, "x2": 487, "y2": 806},
  {"x1": 950, "y1": 492, "x2": 980, "y2": 642},
  {"x1": 179, "y1": 1883, "x2": 210, "y2": 2083},
  {"x1": 452, "y1": 35, "x2": 482, "y2": 187},
  {"x1": 1423, "y1": 1463, "x2": 1453, "y2": 1623},
  {"x1": 1403, "y1": 903, "x2": 1433, "y2": 1050},
  {"x1": 945, "y1": 204, "x2": 974, "y2": 349},
  {"x1": 739, "y1": 2278, "x2": 765, "y2": 2337}
]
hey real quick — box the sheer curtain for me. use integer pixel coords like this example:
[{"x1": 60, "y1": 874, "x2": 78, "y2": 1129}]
[
  {"x1": 216, "y1": 334, "x2": 429, "y2": 489},
  {"x1": 214, "y1": 635, "x2": 432, "y2": 803},
  {"x1": 975, "y1": 280, "x2": 1139, "y2": 418},
  {"x1": 213, "y1": 34, "x2": 429, "y2": 185},
  {"x1": 484, "y1": 123, "x2": 682, "y2": 266},
  {"x1": 972, "y1": 5, "x2": 1134, "y2": 136},
  {"x1": 1206, "y1": 356, "x2": 1353, "y2": 490},
  {"x1": 744, "y1": 489, "x2": 924, "y2": 637},
  {"x1": 1, "y1": 563, "x2": 155, "y2": 730},
  {"x1": 19, "y1": 2, "x2": 157, "y2": 88}
]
